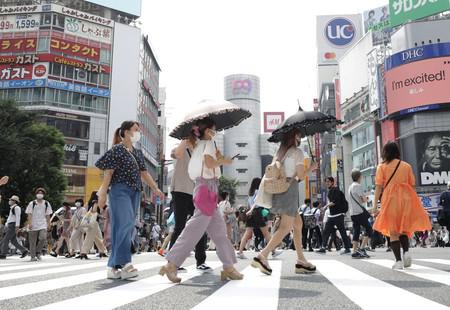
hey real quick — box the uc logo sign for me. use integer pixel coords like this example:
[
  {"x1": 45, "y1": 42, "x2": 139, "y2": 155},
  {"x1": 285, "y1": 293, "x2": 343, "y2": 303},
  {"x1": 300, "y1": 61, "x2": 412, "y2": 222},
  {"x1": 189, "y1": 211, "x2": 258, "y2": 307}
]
[{"x1": 325, "y1": 18, "x2": 355, "y2": 47}]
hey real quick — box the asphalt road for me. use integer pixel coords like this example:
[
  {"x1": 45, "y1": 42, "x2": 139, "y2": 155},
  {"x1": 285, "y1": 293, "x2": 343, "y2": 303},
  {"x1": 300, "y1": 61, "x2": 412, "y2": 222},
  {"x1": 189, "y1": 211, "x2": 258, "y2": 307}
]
[{"x1": 0, "y1": 247, "x2": 449, "y2": 310}]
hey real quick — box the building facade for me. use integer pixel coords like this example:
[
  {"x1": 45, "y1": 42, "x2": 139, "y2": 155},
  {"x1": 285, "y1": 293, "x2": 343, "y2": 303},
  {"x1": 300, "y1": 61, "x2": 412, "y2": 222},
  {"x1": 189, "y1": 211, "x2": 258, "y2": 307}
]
[
  {"x1": 0, "y1": 1, "x2": 162, "y2": 206},
  {"x1": 223, "y1": 74, "x2": 262, "y2": 204}
]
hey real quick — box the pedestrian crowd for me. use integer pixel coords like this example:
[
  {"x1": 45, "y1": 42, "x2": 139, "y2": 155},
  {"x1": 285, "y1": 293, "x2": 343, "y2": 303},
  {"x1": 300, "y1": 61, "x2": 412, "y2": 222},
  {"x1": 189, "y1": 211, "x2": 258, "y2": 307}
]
[{"x1": 1, "y1": 102, "x2": 448, "y2": 282}]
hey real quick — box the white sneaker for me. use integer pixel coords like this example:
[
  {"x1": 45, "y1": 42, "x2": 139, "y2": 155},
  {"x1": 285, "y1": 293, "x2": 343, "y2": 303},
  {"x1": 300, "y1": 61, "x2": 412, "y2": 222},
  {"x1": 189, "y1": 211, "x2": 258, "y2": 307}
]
[
  {"x1": 403, "y1": 252, "x2": 412, "y2": 268},
  {"x1": 392, "y1": 261, "x2": 404, "y2": 270},
  {"x1": 121, "y1": 263, "x2": 138, "y2": 280},
  {"x1": 107, "y1": 268, "x2": 121, "y2": 279},
  {"x1": 271, "y1": 250, "x2": 283, "y2": 258},
  {"x1": 236, "y1": 252, "x2": 247, "y2": 259}
]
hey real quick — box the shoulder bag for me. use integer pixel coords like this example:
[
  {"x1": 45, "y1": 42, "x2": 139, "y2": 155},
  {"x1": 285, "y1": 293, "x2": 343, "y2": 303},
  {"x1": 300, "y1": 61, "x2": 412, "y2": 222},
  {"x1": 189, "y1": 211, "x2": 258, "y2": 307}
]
[
  {"x1": 349, "y1": 189, "x2": 371, "y2": 220},
  {"x1": 192, "y1": 144, "x2": 218, "y2": 216}
]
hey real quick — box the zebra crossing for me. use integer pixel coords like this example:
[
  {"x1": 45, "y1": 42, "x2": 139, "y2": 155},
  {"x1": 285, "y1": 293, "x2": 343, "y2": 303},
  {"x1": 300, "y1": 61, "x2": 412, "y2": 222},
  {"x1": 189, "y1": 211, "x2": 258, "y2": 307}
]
[{"x1": 0, "y1": 252, "x2": 449, "y2": 310}]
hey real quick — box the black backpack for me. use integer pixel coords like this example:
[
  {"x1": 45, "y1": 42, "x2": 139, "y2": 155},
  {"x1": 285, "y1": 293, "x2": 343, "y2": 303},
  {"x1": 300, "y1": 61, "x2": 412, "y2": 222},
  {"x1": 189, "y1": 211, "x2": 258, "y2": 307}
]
[
  {"x1": 337, "y1": 190, "x2": 349, "y2": 214},
  {"x1": 12, "y1": 200, "x2": 50, "y2": 228}
]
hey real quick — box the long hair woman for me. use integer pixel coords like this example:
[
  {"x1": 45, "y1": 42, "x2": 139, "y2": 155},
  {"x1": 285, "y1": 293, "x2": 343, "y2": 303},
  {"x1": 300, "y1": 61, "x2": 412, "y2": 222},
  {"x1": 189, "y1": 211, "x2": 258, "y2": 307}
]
[
  {"x1": 237, "y1": 177, "x2": 275, "y2": 259},
  {"x1": 159, "y1": 117, "x2": 243, "y2": 283},
  {"x1": 251, "y1": 129, "x2": 317, "y2": 275},
  {"x1": 371, "y1": 141, "x2": 431, "y2": 269},
  {"x1": 96, "y1": 121, "x2": 164, "y2": 279}
]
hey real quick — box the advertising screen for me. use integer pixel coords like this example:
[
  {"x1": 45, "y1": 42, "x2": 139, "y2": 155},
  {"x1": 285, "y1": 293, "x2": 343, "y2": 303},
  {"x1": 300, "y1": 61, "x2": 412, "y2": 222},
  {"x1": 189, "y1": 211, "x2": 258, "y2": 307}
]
[
  {"x1": 416, "y1": 131, "x2": 450, "y2": 186},
  {"x1": 385, "y1": 56, "x2": 450, "y2": 115},
  {"x1": 86, "y1": 0, "x2": 142, "y2": 17}
]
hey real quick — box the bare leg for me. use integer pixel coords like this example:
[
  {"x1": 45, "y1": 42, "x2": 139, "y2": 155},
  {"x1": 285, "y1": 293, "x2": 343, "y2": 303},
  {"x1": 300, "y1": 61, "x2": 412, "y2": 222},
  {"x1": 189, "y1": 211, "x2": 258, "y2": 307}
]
[
  {"x1": 292, "y1": 214, "x2": 310, "y2": 263},
  {"x1": 238, "y1": 228, "x2": 253, "y2": 253},
  {"x1": 259, "y1": 215, "x2": 294, "y2": 259}
]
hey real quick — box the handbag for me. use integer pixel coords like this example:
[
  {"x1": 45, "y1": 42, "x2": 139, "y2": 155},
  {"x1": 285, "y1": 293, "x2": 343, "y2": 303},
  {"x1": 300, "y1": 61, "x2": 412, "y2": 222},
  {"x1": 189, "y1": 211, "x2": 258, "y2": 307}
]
[
  {"x1": 79, "y1": 211, "x2": 98, "y2": 232},
  {"x1": 350, "y1": 190, "x2": 371, "y2": 220},
  {"x1": 263, "y1": 151, "x2": 291, "y2": 194},
  {"x1": 192, "y1": 146, "x2": 218, "y2": 216}
]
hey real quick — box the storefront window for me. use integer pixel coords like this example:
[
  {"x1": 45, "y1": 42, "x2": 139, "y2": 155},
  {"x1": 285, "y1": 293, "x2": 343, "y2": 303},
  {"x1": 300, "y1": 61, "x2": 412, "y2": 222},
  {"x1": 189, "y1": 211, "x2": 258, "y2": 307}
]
[
  {"x1": 62, "y1": 167, "x2": 86, "y2": 196},
  {"x1": 64, "y1": 139, "x2": 89, "y2": 166},
  {"x1": 37, "y1": 37, "x2": 49, "y2": 52}
]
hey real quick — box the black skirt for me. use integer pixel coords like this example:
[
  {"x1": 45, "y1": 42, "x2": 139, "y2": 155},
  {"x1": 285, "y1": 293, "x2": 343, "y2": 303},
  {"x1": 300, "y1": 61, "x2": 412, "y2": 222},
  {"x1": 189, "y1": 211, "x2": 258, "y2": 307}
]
[{"x1": 246, "y1": 207, "x2": 268, "y2": 228}]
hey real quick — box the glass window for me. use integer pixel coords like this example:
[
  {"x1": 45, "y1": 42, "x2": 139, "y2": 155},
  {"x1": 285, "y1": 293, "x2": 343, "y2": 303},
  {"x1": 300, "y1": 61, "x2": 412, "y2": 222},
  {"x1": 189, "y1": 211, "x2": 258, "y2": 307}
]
[
  {"x1": 60, "y1": 90, "x2": 69, "y2": 104},
  {"x1": 94, "y1": 142, "x2": 100, "y2": 155},
  {"x1": 53, "y1": 14, "x2": 65, "y2": 28},
  {"x1": 66, "y1": 66, "x2": 74, "y2": 79},
  {"x1": 100, "y1": 49, "x2": 111, "y2": 64},
  {"x1": 45, "y1": 88, "x2": 55, "y2": 102},
  {"x1": 37, "y1": 37, "x2": 49, "y2": 52},
  {"x1": 100, "y1": 73, "x2": 110, "y2": 86},
  {"x1": 90, "y1": 72, "x2": 99, "y2": 84},
  {"x1": 84, "y1": 95, "x2": 92, "y2": 109},
  {"x1": 51, "y1": 63, "x2": 62, "y2": 76},
  {"x1": 41, "y1": 13, "x2": 52, "y2": 26},
  {"x1": 73, "y1": 92, "x2": 81, "y2": 106}
]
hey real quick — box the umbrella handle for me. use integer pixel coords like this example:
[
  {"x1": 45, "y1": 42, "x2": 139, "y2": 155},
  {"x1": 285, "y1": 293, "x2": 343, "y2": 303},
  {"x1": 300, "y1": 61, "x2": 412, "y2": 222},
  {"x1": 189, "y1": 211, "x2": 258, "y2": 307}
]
[{"x1": 307, "y1": 137, "x2": 315, "y2": 162}]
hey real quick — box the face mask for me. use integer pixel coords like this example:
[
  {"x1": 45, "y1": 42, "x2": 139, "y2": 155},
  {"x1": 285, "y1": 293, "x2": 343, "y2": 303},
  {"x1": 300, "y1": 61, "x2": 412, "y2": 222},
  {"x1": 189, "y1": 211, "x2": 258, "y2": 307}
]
[
  {"x1": 131, "y1": 132, "x2": 141, "y2": 143},
  {"x1": 36, "y1": 194, "x2": 44, "y2": 200},
  {"x1": 8, "y1": 200, "x2": 15, "y2": 206},
  {"x1": 75, "y1": 202, "x2": 81, "y2": 207},
  {"x1": 209, "y1": 129, "x2": 216, "y2": 139}
]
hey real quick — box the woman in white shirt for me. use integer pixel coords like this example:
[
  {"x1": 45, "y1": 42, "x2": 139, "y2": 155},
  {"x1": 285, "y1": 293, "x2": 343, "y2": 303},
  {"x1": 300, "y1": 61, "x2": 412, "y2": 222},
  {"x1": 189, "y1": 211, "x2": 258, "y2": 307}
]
[
  {"x1": 252, "y1": 129, "x2": 317, "y2": 275},
  {"x1": 160, "y1": 117, "x2": 243, "y2": 283}
]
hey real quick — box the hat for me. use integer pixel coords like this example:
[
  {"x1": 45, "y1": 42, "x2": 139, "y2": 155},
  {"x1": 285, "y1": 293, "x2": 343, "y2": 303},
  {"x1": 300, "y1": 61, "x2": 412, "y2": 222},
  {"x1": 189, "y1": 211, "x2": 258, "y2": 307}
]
[
  {"x1": 9, "y1": 195, "x2": 20, "y2": 203},
  {"x1": 35, "y1": 187, "x2": 47, "y2": 194}
]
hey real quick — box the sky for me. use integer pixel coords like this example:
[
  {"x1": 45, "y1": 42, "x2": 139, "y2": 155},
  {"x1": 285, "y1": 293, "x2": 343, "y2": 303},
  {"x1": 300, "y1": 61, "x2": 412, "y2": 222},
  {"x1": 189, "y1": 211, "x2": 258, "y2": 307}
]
[{"x1": 139, "y1": 0, "x2": 387, "y2": 156}]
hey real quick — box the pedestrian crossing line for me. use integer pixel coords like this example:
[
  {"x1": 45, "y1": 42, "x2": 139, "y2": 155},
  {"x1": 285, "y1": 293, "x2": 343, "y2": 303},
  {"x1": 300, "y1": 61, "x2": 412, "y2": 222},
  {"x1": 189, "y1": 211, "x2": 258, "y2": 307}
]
[
  {"x1": 30, "y1": 262, "x2": 222, "y2": 310},
  {"x1": 0, "y1": 261, "x2": 163, "y2": 301},
  {"x1": 0, "y1": 263, "x2": 22, "y2": 268},
  {"x1": 416, "y1": 259, "x2": 450, "y2": 266},
  {"x1": 311, "y1": 260, "x2": 448, "y2": 310},
  {"x1": 0, "y1": 263, "x2": 62, "y2": 273},
  {"x1": 192, "y1": 261, "x2": 282, "y2": 310},
  {"x1": 0, "y1": 261, "x2": 108, "y2": 281},
  {"x1": 366, "y1": 259, "x2": 450, "y2": 286}
]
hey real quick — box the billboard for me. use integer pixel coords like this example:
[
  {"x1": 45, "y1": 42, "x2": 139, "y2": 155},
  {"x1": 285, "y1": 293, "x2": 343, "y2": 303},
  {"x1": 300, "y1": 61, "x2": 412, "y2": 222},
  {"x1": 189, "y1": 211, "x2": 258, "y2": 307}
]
[
  {"x1": 50, "y1": 38, "x2": 100, "y2": 61},
  {"x1": 64, "y1": 17, "x2": 113, "y2": 43},
  {"x1": 363, "y1": 5, "x2": 392, "y2": 45},
  {"x1": 386, "y1": 42, "x2": 450, "y2": 70},
  {"x1": 385, "y1": 56, "x2": 450, "y2": 115},
  {"x1": 263, "y1": 112, "x2": 285, "y2": 133},
  {"x1": 389, "y1": 0, "x2": 450, "y2": 27},
  {"x1": 316, "y1": 14, "x2": 362, "y2": 65},
  {"x1": 416, "y1": 131, "x2": 450, "y2": 186},
  {"x1": 0, "y1": 62, "x2": 48, "y2": 80},
  {"x1": 86, "y1": 0, "x2": 142, "y2": 17},
  {"x1": 0, "y1": 37, "x2": 36, "y2": 53},
  {"x1": 0, "y1": 13, "x2": 41, "y2": 32}
]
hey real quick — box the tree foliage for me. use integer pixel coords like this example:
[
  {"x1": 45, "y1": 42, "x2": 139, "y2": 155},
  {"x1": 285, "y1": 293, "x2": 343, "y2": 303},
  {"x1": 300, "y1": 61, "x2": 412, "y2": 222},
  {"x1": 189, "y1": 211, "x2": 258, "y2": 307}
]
[
  {"x1": 0, "y1": 100, "x2": 66, "y2": 215},
  {"x1": 219, "y1": 175, "x2": 239, "y2": 205}
]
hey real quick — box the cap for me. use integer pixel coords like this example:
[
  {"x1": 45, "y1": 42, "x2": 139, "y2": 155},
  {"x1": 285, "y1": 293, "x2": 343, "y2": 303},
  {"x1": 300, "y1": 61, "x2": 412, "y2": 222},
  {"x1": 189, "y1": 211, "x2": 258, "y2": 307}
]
[{"x1": 9, "y1": 195, "x2": 20, "y2": 203}]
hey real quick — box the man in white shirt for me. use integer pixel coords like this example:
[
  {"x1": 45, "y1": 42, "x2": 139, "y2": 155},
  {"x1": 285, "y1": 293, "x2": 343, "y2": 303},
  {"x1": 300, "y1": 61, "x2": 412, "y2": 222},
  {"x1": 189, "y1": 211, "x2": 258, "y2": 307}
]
[
  {"x1": 26, "y1": 188, "x2": 53, "y2": 261},
  {"x1": 0, "y1": 195, "x2": 29, "y2": 259}
]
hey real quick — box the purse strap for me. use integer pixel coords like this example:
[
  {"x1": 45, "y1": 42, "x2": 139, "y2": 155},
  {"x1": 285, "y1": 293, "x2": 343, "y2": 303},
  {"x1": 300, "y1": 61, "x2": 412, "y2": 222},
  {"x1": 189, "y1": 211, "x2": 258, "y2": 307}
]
[
  {"x1": 384, "y1": 159, "x2": 401, "y2": 190},
  {"x1": 349, "y1": 188, "x2": 367, "y2": 213}
]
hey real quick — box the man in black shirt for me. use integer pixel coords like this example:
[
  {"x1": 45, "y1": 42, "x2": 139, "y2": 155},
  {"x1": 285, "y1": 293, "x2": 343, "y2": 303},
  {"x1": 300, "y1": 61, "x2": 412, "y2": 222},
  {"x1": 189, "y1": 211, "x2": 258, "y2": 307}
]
[{"x1": 317, "y1": 177, "x2": 351, "y2": 254}]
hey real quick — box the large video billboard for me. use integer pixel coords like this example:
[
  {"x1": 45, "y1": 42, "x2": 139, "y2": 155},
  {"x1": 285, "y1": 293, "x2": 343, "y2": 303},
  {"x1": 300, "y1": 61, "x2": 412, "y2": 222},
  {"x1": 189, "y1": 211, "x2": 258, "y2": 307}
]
[
  {"x1": 86, "y1": 0, "x2": 142, "y2": 17},
  {"x1": 416, "y1": 131, "x2": 450, "y2": 186},
  {"x1": 385, "y1": 56, "x2": 450, "y2": 114}
]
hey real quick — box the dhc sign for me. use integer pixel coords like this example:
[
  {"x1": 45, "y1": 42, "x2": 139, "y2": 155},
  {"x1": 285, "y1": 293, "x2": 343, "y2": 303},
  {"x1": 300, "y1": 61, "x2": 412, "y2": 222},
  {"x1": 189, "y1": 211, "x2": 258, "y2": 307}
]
[{"x1": 325, "y1": 18, "x2": 356, "y2": 47}]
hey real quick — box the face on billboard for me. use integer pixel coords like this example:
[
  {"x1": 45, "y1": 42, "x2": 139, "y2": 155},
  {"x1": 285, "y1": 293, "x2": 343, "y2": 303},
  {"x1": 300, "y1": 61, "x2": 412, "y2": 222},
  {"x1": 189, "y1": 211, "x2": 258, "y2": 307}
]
[
  {"x1": 385, "y1": 57, "x2": 450, "y2": 115},
  {"x1": 417, "y1": 131, "x2": 450, "y2": 185},
  {"x1": 363, "y1": 5, "x2": 391, "y2": 46}
]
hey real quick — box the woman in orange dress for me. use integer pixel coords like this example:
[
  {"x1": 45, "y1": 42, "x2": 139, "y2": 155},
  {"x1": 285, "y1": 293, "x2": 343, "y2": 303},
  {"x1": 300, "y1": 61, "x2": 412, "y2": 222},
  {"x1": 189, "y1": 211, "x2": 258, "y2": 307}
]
[{"x1": 371, "y1": 141, "x2": 431, "y2": 270}]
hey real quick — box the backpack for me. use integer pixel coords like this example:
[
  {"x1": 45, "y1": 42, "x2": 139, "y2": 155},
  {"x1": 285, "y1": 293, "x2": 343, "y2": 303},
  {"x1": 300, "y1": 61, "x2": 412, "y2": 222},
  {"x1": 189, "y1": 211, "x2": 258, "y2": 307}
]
[
  {"x1": 303, "y1": 209, "x2": 319, "y2": 229},
  {"x1": 11, "y1": 205, "x2": 27, "y2": 228},
  {"x1": 440, "y1": 191, "x2": 450, "y2": 212},
  {"x1": 264, "y1": 160, "x2": 290, "y2": 195}
]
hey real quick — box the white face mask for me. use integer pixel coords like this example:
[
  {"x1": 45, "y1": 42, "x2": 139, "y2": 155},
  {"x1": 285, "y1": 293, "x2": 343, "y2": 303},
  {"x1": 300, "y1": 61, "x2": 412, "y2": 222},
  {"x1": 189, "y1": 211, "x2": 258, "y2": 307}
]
[
  {"x1": 75, "y1": 202, "x2": 81, "y2": 207},
  {"x1": 209, "y1": 129, "x2": 216, "y2": 140},
  {"x1": 8, "y1": 200, "x2": 15, "y2": 206},
  {"x1": 131, "y1": 132, "x2": 141, "y2": 143},
  {"x1": 36, "y1": 194, "x2": 44, "y2": 200}
]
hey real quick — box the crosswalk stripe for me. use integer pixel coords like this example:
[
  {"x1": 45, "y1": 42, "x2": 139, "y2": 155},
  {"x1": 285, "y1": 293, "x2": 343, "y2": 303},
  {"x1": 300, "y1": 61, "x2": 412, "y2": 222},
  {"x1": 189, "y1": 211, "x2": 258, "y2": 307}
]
[
  {"x1": 0, "y1": 263, "x2": 62, "y2": 273},
  {"x1": 416, "y1": 259, "x2": 450, "y2": 266},
  {"x1": 0, "y1": 261, "x2": 107, "y2": 281},
  {"x1": 366, "y1": 259, "x2": 450, "y2": 286},
  {"x1": 0, "y1": 261, "x2": 163, "y2": 301},
  {"x1": 0, "y1": 263, "x2": 22, "y2": 268},
  {"x1": 311, "y1": 260, "x2": 448, "y2": 310},
  {"x1": 30, "y1": 262, "x2": 222, "y2": 310},
  {"x1": 192, "y1": 261, "x2": 282, "y2": 310}
]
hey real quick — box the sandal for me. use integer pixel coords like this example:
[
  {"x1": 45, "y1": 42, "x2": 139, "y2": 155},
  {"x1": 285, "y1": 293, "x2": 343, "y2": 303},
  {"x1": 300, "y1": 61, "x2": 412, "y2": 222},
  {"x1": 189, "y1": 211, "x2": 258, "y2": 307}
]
[
  {"x1": 251, "y1": 256, "x2": 272, "y2": 275},
  {"x1": 295, "y1": 261, "x2": 316, "y2": 274},
  {"x1": 121, "y1": 263, "x2": 138, "y2": 280}
]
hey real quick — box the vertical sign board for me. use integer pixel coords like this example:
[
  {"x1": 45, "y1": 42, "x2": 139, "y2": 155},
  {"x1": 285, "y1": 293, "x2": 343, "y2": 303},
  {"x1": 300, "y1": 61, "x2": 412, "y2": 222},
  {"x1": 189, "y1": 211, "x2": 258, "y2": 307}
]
[
  {"x1": 389, "y1": 0, "x2": 450, "y2": 27},
  {"x1": 316, "y1": 14, "x2": 362, "y2": 65},
  {"x1": 368, "y1": 48, "x2": 381, "y2": 112},
  {"x1": 263, "y1": 112, "x2": 285, "y2": 133}
]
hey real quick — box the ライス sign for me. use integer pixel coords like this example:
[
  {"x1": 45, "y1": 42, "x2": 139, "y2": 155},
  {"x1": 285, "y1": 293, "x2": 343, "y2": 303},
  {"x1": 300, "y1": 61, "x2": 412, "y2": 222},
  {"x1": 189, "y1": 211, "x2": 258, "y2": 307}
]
[{"x1": 389, "y1": 0, "x2": 450, "y2": 27}]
